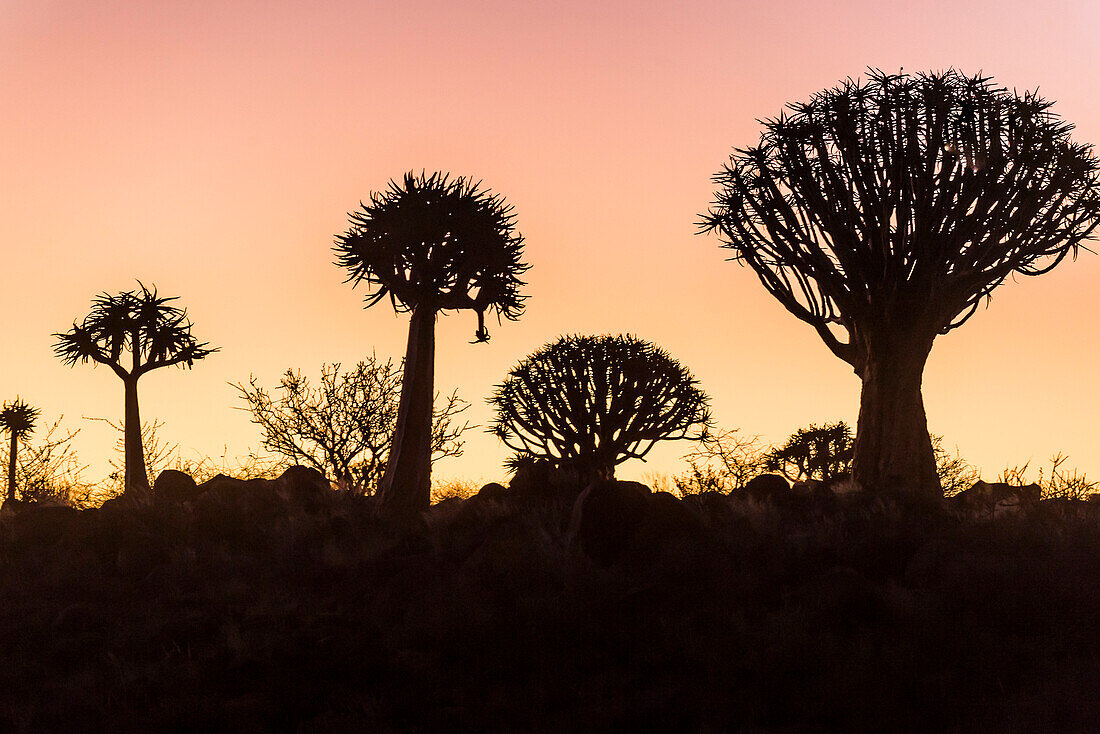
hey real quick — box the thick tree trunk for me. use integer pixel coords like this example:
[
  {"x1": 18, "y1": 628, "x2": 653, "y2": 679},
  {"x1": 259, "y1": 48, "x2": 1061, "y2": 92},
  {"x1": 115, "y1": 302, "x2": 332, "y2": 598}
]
[
  {"x1": 379, "y1": 306, "x2": 436, "y2": 520},
  {"x1": 7, "y1": 432, "x2": 16, "y2": 502},
  {"x1": 123, "y1": 377, "x2": 150, "y2": 493},
  {"x1": 852, "y1": 333, "x2": 941, "y2": 500}
]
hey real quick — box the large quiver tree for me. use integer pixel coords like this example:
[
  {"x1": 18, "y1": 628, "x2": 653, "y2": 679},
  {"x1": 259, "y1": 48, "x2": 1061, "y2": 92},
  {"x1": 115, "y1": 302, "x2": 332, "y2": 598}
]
[
  {"x1": 702, "y1": 69, "x2": 1100, "y2": 498},
  {"x1": 335, "y1": 172, "x2": 528, "y2": 519},
  {"x1": 490, "y1": 334, "x2": 711, "y2": 486}
]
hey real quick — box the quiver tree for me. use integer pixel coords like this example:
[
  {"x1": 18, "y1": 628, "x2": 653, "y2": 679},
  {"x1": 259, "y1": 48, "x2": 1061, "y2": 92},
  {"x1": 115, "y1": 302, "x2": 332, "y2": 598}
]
[
  {"x1": 235, "y1": 359, "x2": 470, "y2": 495},
  {"x1": 0, "y1": 399, "x2": 40, "y2": 502},
  {"x1": 53, "y1": 283, "x2": 217, "y2": 493},
  {"x1": 334, "y1": 172, "x2": 528, "y2": 518},
  {"x1": 490, "y1": 334, "x2": 711, "y2": 486},
  {"x1": 702, "y1": 69, "x2": 1100, "y2": 498},
  {"x1": 763, "y1": 421, "x2": 853, "y2": 482}
]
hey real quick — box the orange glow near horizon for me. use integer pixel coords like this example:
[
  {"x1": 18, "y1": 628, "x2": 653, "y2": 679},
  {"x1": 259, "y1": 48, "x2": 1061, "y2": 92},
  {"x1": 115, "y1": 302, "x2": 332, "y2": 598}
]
[{"x1": 1, "y1": 0, "x2": 1099, "y2": 490}]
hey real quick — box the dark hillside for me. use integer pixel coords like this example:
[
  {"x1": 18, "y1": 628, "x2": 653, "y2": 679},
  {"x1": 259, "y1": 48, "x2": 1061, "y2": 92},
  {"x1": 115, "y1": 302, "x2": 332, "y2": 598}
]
[{"x1": 1, "y1": 469, "x2": 1099, "y2": 732}]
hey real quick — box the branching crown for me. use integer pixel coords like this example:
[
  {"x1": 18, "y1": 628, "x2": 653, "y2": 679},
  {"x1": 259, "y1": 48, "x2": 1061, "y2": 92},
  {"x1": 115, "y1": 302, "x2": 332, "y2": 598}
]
[{"x1": 334, "y1": 172, "x2": 529, "y2": 342}]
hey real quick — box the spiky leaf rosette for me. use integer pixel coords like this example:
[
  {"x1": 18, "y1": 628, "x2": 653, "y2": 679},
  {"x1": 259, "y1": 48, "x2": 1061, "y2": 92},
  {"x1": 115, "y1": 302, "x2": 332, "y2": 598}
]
[
  {"x1": 334, "y1": 172, "x2": 529, "y2": 342},
  {"x1": 701, "y1": 69, "x2": 1100, "y2": 368},
  {"x1": 53, "y1": 282, "x2": 217, "y2": 377},
  {"x1": 490, "y1": 334, "x2": 711, "y2": 479},
  {"x1": 0, "y1": 399, "x2": 40, "y2": 439}
]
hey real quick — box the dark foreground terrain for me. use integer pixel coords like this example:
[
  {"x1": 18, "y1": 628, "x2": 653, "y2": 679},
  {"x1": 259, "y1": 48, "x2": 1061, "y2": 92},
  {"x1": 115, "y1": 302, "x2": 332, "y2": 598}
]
[{"x1": 2, "y1": 468, "x2": 1099, "y2": 733}]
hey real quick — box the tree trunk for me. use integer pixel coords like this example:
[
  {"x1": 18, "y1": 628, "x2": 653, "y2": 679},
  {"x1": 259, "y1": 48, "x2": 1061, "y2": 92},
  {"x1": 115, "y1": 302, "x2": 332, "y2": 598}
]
[
  {"x1": 6, "y1": 431, "x2": 16, "y2": 503},
  {"x1": 379, "y1": 306, "x2": 436, "y2": 520},
  {"x1": 851, "y1": 332, "x2": 941, "y2": 500},
  {"x1": 124, "y1": 376, "x2": 150, "y2": 493}
]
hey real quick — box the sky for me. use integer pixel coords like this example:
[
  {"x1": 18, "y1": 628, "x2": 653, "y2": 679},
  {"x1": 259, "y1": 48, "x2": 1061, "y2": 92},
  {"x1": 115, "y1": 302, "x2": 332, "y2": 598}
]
[{"x1": 1, "y1": 0, "x2": 1099, "y2": 489}]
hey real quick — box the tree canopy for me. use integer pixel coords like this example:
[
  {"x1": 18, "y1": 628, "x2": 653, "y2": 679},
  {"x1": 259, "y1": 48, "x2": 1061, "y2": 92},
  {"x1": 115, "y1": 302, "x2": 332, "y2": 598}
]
[
  {"x1": 53, "y1": 283, "x2": 217, "y2": 378},
  {"x1": 701, "y1": 69, "x2": 1100, "y2": 373},
  {"x1": 334, "y1": 171, "x2": 529, "y2": 342},
  {"x1": 490, "y1": 334, "x2": 710, "y2": 483}
]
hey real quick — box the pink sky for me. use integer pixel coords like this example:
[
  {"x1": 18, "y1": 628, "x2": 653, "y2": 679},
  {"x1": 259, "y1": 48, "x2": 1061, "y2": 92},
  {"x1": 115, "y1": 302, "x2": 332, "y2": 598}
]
[{"x1": 2, "y1": 0, "x2": 1099, "y2": 487}]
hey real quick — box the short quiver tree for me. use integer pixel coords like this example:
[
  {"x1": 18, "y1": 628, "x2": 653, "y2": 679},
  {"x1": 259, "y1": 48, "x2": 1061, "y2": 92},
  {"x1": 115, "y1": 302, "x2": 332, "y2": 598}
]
[
  {"x1": 490, "y1": 334, "x2": 711, "y2": 486},
  {"x1": 702, "y1": 70, "x2": 1100, "y2": 498},
  {"x1": 0, "y1": 399, "x2": 40, "y2": 502},
  {"x1": 763, "y1": 421, "x2": 853, "y2": 483},
  {"x1": 54, "y1": 283, "x2": 217, "y2": 493},
  {"x1": 334, "y1": 172, "x2": 528, "y2": 518}
]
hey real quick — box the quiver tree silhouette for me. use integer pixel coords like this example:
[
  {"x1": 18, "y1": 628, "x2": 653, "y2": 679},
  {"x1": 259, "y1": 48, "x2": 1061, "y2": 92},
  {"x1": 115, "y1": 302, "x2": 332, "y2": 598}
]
[
  {"x1": 0, "y1": 399, "x2": 40, "y2": 502},
  {"x1": 334, "y1": 172, "x2": 528, "y2": 519},
  {"x1": 0, "y1": 414, "x2": 86, "y2": 505},
  {"x1": 702, "y1": 70, "x2": 1100, "y2": 498},
  {"x1": 234, "y1": 359, "x2": 470, "y2": 495},
  {"x1": 763, "y1": 421, "x2": 853, "y2": 483},
  {"x1": 53, "y1": 283, "x2": 217, "y2": 494},
  {"x1": 490, "y1": 334, "x2": 711, "y2": 486}
]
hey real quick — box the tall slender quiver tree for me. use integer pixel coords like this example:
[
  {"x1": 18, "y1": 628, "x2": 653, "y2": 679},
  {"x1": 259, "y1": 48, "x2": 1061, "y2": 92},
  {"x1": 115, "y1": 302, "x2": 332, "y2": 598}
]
[
  {"x1": 54, "y1": 284, "x2": 216, "y2": 493},
  {"x1": 0, "y1": 399, "x2": 40, "y2": 502},
  {"x1": 335, "y1": 172, "x2": 528, "y2": 518},
  {"x1": 702, "y1": 70, "x2": 1100, "y2": 498}
]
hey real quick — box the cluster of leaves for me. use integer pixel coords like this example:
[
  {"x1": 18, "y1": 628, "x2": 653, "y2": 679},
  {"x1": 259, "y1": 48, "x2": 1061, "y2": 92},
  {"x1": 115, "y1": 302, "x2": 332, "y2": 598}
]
[
  {"x1": 334, "y1": 172, "x2": 529, "y2": 342},
  {"x1": 53, "y1": 283, "x2": 216, "y2": 375}
]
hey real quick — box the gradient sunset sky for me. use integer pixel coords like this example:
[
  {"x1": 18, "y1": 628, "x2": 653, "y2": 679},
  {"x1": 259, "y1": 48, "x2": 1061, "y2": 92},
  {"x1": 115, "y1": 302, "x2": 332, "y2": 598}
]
[{"x1": 2, "y1": 0, "x2": 1098, "y2": 488}]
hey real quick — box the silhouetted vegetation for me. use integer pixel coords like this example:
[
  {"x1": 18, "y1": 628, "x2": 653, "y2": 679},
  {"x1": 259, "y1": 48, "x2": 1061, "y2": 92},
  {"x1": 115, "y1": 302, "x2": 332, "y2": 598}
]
[
  {"x1": 702, "y1": 69, "x2": 1100, "y2": 498},
  {"x1": 4, "y1": 64, "x2": 1100, "y2": 732},
  {"x1": 671, "y1": 427, "x2": 765, "y2": 494},
  {"x1": 763, "y1": 420, "x2": 853, "y2": 482},
  {"x1": 53, "y1": 283, "x2": 217, "y2": 494},
  {"x1": 0, "y1": 413, "x2": 89, "y2": 506},
  {"x1": 490, "y1": 334, "x2": 710, "y2": 486},
  {"x1": 1, "y1": 467, "x2": 1100, "y2": 730},
  {"x1": 235, "y1": 359, "x2": 470, "y2": 494},
  {"x1": 1000, "y1": 453, "x2": 1098, "y2": 501},
  {"x1": 934, "y1": 434, "x2": 981, "y2": 495},
  {"x1": 0, "y1": 399, "x2": 40, "y2": 502},
  {"x1": 334, "y1": 172, "x2": 529, "y2": 519}
]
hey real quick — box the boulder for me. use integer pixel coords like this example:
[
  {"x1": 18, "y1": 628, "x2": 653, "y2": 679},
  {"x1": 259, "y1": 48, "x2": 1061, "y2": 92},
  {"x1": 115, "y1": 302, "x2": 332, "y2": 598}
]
[
  {"x1": 509, "y1": 459, "x2": 581, "y2": 500},
  {"x1": 826, "y1": 474, "x2": 862, "y2": 496},
  {"x1": 568, "y1": 479, "x2": 651, "y2": 566},
  {"x1": 153, "y1": 469, "x2": 199, "y2": 504},
  {"x1": 0, "y1": 497, "x2": 33, "y2": 518},
  {"x1": 624, "y1": 491, "x2": 706, "y2": 569},
  {"x1": 191, "y1": 475, "x2": 280, "y2": 538},
  {"x1": 953, "y1": 480, "x2": 1042, "y2": 517},
  {"x1": 195, "y1": 473, "x2": 252, "y2": 503},
  {"x1": 741, "y1": 474, "x2": 790, "y2": 503},
  {"x1": 682, "y1": 490, "x2": 735, "y2": 524},
  {"x1": 475, "y1": 482, "x2": 507, "y2": 502},
  {"x1": 1039, "y1": 497, "x2": 1095, "y2": 520},
  {"x1": 274, "y1": 465, "x2": 331, "y2": 507},
  {"x1": 4, "y1": 503, "x2": 80, "y2": 552}
]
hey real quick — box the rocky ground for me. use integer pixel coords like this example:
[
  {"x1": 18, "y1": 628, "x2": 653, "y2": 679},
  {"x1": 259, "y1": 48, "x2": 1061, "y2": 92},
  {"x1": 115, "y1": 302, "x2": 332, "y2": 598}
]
[{"x1": 1, "y1": 467, "x2": 1099, "y2": 732}]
